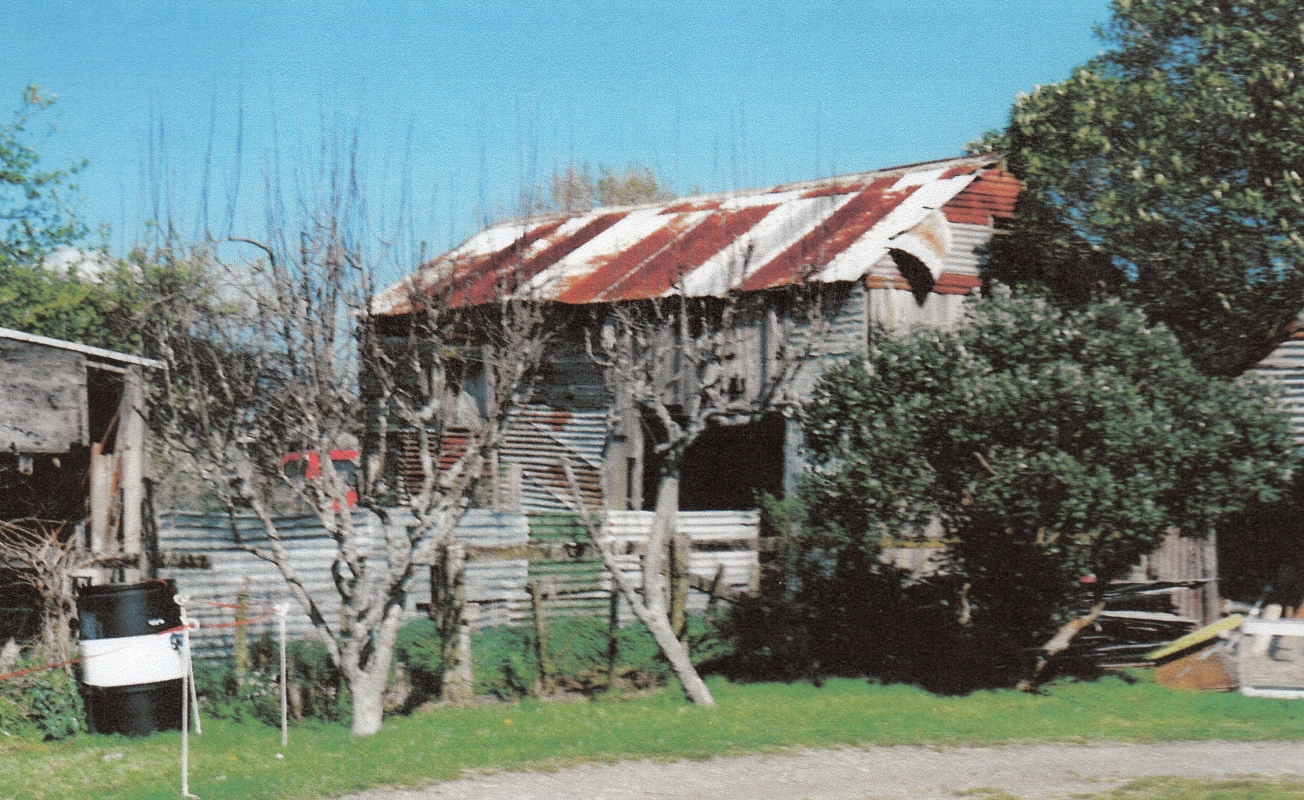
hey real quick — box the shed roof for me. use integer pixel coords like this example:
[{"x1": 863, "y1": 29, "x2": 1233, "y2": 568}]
[
  {"x1": 0, "y1": 326, "x2": 163, "y2": 369},
  {"x1": 376, "y1": 154, "x2": 1018, "y2": 314}
]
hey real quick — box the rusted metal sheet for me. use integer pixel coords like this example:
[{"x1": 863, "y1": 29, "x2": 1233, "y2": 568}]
[
  {"x1": 1155, "y1": 646, "x2": 1236, "y2": 691},
  {"x1": 1253, "y1": 332, "x2": 1304, "y2": 445},
  {"x1": 394, "y1": 405, "x2": 606, "y2": 510},
  {"x1": 941, "y1": 169, "x2": 1021, "y2": 225},
  {"x1": 501, "y1": 406, "x2": 606, "y2": 511},
  {"x1": 373, "y1": 155, "x2": 1019, "y2": 314},
  {"x1": 156, "y1": 509, "x2": 532, "y2": 654}
]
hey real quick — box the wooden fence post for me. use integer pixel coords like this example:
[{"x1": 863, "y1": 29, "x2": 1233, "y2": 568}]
[
  {"x1": 705, "y1": 563, "x2": 727, "y2": 627},
  {"x1": 530, "y1": 581, "x2": 552, "y2": 696},
  {"x1": 1202, "y1": 529, "x2": 1220, "y2": 626},
  {"x1": 607, "y1": 581, "x2": 620, "y2": 687},
  {"x1": 670, "y1": 526, "x2": 690, "y2": 641},
  {"x1": 234, "y1": 580, "x2": 250, "y2": 686}
]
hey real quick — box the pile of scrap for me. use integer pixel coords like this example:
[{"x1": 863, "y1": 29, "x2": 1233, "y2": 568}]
[
  {"x1": 1235, "y1": 605, "x2": 1304, "y2": 698},
  {"x1": 1140, "y1": 602, "x2": 1304, "y2": 695},
  {"x1": 1144, "y1": 614, "x2": 1243, "y2": 691},
  {"x1": 1062, "y1": 580, "x2": 1208, "y2": 668}
]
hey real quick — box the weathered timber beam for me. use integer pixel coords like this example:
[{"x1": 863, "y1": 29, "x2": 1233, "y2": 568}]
[
  {"x1": 90, "y1": 553, "x2": 142, "y2": 569},
  {"x1": 156, "y1": 551, "x2": 213, "y2": 569},
  {"x1": 687, "y1": 572, "x2": 747, "y2": 603}
]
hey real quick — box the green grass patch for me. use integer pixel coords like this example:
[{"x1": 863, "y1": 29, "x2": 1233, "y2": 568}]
[
  {"x1": 3, "y1": 674, "x2": 1304, "y2": 800},
  {"x1": 1099, "y1": 777, "x2": 1304, "y2": 799}
]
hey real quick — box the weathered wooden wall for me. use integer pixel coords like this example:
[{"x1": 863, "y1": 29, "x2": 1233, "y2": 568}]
[{"x1": 0, "y1": 339, "x2": 87, "y2": 453}]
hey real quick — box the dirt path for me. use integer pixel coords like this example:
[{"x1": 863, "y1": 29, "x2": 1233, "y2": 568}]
[{"x1": 337, "y1": 740, "x2": 1304, "y2": 799}]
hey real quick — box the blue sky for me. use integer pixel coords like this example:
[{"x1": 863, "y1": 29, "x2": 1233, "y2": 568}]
[{"x1": 3, "y1": 1, "x2": 1112, "y2": 259}]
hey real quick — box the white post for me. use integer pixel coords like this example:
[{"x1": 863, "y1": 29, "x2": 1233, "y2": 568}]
[
  {"x1": 189, "y1": 647, "x2": 202, "y2": 736},
  {"x1": 277, "y1": 602, "x2": 289, "y2": 748},
  {"x1": 119, "y1": 366, "x2": 147, "y2": 583},
  {"x1": 177, "y1": 595, "x2": 200, "y2": 799}
]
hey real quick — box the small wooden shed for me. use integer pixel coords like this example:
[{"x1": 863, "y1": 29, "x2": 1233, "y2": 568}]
[{"x1": 0, "y1": 326, "x2": 161, "y2": 585}]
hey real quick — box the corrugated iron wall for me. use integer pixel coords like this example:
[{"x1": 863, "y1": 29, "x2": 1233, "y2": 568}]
[
  {"x1": 503, "y1": 406, "x2": 607, "y2": 511},
  {"x1": 391, "y1": 405, "x2": 607, "y2": 512},
  {"x1": 1253, "y1": 337, "x2": 1304, "y2": 445},
  {"x1": 157, "y1": 508, "x2": 759, "y2": 657},
  {"x1": 157, "y1": 509, "x2": 528, "y2": 657},
  {"x1": 603, "y1": 510, "x2": 761, "y2": 613}
]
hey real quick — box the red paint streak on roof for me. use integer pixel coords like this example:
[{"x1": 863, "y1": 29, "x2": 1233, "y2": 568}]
[
  {"x1": 553, "y1": 218, "x2": 691, "y2": 304},
  {"x1": 445, "y1": 220, "x2": 567, "y2": 306},
  {"x1": 799, "y1": 183, "x2": 866, "y2": 199},
  {"x1": 942, "y1": 169, "x2": 1020, "y2": 225},
  {"x1": 514, "y1": 212, "x2": 627, "y2": 286},
  {"x1": 940, "y1": 163, "x2": 982, "y2": 180},
  {"x1": 598, "y1": 205, "x2": 778, "y2": 301},
  {"x1": 742, "y1": 177, "x2": 910, "y2": 291},
  {"x1": 864, "y1": 272, "x2": 980, "y2": 295},
  {"x1": 933, "y1": 273, "x2": 983, "y2": 295}
]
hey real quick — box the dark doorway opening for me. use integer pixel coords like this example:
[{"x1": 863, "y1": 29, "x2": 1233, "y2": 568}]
[{"x1": 667, "y1": 413, "x2": 786, "y2": 511}]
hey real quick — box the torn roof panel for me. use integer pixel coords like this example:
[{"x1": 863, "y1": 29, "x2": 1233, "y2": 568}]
[{"x1": 374, "y1": 154, "x2": 1017, "y2": 314}]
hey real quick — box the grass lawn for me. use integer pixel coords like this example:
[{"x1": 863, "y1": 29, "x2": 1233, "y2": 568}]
[
  {"x1": 3, "y1": 674, "x2": 1304, "y2": 800},
  {"x1": 1095, "y1": 777, "x2": 1304, "y2": 799}
]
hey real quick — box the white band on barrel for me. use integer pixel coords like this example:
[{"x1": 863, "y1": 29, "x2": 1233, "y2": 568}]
[{"x1": 79, "y1": 633, "x2": 185, "y2": 687}]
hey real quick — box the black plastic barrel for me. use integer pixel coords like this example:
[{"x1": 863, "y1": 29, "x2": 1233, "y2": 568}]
[{"x1": 76, "y1": 580, "x2": 184, "y2": 736}]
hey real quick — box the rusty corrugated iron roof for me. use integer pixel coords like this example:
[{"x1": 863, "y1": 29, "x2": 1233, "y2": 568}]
[{"x1": 375, "y1": 154, "x2": 1019, "y2": 314}]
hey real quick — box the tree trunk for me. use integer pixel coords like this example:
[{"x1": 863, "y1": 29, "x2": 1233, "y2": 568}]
[
  {"x1": 638, "y1": 595, "x2": 715, "y2": 705},
  {"x1": 646, "y1": 477, "x2": 676, "y2": 615},
  {"x1": 562, "y1": 460, "x2": 715, "y2": 706},
  {"x1": 350, "y1": 668, "x2": 388, "y2": 736},
  {"x1": 643, "y1": 475, "x2": 714, "y2": 706},
  {"x1": 348, "y1": 607, "x2": 404, "y2": 736},
  {"x1": 1017, "y1": 601, "x2": 1107, "y2": 692},
  {"x1": 436, "y1": 542, "x2": 474, "y2": 702}
]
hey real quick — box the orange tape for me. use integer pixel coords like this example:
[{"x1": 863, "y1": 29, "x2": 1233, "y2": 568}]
[{"x1": 0, "y1": 610, "x2": 279, "y2": 682}]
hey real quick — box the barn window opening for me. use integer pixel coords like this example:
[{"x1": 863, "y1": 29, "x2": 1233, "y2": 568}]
[{"x1": 889, "y1": 248, "x2": 935, "y2": 306}]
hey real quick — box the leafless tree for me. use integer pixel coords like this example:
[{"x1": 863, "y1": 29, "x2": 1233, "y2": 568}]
[
  {"x1": 587, "y1": 285, "x2": 831, "y2": 706},
  {"x1": 0, "y1": 519, "x2": 86, "y2": 663},
  {"x1": 138, "y1": 183, "x2": 552, "y2": 734}
]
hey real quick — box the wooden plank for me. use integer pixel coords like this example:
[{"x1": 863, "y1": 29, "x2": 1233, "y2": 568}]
[
  {"x1": 688, "y1": 572, "x2": 745, "y2": 603},
  {"x1": 0, "y1": 340, "x2": 87, "y2": 453},
  {"x1": 119, "y1": 366, "x2": 147, "y2": 582},
  {"x1": 1145, "y1": 614, "x2": 1243, "y2": 661}
]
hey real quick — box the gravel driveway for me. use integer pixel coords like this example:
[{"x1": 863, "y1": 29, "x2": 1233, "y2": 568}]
[{"x1": 336, "y1": 740, "x2": 1304, "y2": 800}]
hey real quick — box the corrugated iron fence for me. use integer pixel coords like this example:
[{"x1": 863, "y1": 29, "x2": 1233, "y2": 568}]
[{"x1": 156, "y1": 508, "x2": 759, "y2": 658}]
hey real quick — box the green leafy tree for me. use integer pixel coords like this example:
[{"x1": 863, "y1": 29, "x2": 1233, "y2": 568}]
[
  {"x1": 790, "y1": 289, "x2": 1295, "y2": 682},
  {"x1": 0, "y1": 86, "x2": 85, "y2": 264},
  {"x1": 976, "y1": 0, "x2": 1304, "y2": 375},
  {"x1": 0, "y1": 86, "x2": 137, "y2": 349}
]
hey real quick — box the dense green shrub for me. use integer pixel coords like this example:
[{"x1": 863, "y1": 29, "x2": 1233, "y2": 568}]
[
  {"x1": 0, "y1": 660, "x2": 84, "y2": 740},
  {"x1": 194, "y1": 634, "x2": 343, "y2": 725},
  {"x1": 398, "y1": 613, "x2": 728, "y2": 703},
  {"x1": 393, "y1": 618, "x2": 443, "y2": 707},
  {"x1": 729, "y1": 291, "x2": 1296, "y2": 691},
  {"x1": 471, "y1": 615, "x2": 673, "y2": 698}
]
